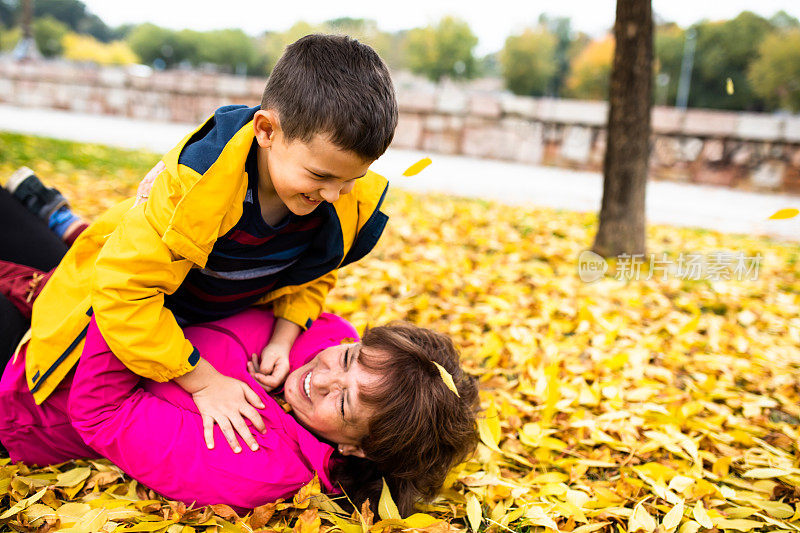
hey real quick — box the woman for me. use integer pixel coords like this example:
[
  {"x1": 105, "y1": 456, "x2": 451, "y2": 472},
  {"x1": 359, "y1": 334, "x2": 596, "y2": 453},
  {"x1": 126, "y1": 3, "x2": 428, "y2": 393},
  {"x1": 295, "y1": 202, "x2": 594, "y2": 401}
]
[{"x1": 0, "y1": 179, "x2": 479, "y2": 515}]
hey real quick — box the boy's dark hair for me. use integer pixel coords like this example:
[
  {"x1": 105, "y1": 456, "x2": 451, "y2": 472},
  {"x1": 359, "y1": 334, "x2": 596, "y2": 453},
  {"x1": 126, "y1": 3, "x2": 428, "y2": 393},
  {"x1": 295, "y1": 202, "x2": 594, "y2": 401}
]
[
  {"x1": 330, "y1": 322, "x2": 480, "y2": 516},
  {"x1": 261, "y1": 34, "x2": 398, "y2": 161}
]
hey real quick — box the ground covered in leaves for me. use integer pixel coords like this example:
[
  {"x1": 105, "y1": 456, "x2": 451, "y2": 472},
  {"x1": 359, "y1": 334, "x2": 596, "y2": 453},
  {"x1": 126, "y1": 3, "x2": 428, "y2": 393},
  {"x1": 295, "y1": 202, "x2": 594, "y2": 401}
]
[{"x1": 1, "y1": 132, "x2": 799, "y2": 532}]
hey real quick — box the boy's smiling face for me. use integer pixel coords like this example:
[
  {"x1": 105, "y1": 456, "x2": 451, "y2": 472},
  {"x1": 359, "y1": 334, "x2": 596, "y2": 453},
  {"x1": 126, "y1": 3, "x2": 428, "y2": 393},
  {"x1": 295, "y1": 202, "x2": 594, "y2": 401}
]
[{"x1": 254, "y1": 110, "x2": 372, "y2": 217}]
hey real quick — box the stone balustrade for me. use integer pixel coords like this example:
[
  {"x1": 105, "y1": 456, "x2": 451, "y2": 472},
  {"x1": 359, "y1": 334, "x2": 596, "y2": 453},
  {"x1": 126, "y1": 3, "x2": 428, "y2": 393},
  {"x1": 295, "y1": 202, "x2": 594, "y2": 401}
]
[{"x1": 1, "y1": 59, "x2": 799, "y2": 193}]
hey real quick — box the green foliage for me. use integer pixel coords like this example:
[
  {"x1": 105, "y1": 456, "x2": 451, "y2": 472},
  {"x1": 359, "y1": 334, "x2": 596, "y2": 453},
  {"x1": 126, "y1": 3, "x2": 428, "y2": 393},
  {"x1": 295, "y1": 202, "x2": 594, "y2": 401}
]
[
  {"x1": 127, "y1": 24, "x2": 265, "y2": 73},
  {"x1": 500, "y1": 26, "x2": 557, "y2": 97},
  {"x1": 690, "y1": 11, "x2": 772, "y2": 111},
  {"x1": 32, "y1": 0, "x2": 85, "y2": 30},
  {"x1": 539, "y1": 14, "x2": 573, "y2": 96},
  {"x1": 192, "y1": 28, "x2": 264, "y2": 74},
  {"x1": 405, "y1": 16, "x2": 478, "y2": 82},
  {"x1": 33, "y1": 15, "x2": 68, "y2": 57},
  {"x1": 259, "y1": 21, "x2": 323, "y2": 74},
  {"x1": 748, "y1": 28, "x2": 800, "y2": 112},
  {"x1": 323, "y1": 17, "x2": 406, "y2": 71},
  {"x1": 126, "y1": 23, "x2": 182, "y2": 67},
  {"x1": 0, "y1": 0, "x2": 15, "y2": 28},
  {"x1": 769, "y1": 10, "x2": 800, "y2": 31},
  {"x1": 32, "y1": 0, "x2": 112, "y2": 42},
  {"x1": 0, "y1": 24, "x2": 20, "y2": 50}
]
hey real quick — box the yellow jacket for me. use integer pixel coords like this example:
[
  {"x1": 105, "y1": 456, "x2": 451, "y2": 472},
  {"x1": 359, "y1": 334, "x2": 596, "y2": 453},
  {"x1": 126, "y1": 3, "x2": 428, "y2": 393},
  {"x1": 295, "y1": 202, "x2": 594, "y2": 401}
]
[{"x1": 26, "y1": 105, "x2": 389, "y2": 404}]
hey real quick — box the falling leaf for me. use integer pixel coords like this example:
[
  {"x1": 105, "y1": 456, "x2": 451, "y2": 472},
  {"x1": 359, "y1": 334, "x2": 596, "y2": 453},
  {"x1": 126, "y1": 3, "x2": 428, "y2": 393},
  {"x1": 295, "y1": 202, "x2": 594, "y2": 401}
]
[
  {"x1": 465, "y1": 493, "x2": 481, "y2": 532},
  {"x1": 726, "y1": 78, "x2": 734, "y2": 95},
  {"x1": 432, "y1": 361, "x2": 460, "y2": 397},
  {"x1": 767, "y1": 208, "x2": 799, "y2": 220},
  {"x1": 402, "y1": 157, "x2": 432, "y2": 176}
]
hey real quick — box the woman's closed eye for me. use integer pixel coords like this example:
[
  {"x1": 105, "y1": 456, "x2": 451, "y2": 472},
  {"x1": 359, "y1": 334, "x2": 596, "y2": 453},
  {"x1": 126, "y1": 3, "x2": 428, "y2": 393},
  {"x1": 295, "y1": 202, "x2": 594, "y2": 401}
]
[{"x1": 340, "y1": 347, "x2": 350, "y2": 418}]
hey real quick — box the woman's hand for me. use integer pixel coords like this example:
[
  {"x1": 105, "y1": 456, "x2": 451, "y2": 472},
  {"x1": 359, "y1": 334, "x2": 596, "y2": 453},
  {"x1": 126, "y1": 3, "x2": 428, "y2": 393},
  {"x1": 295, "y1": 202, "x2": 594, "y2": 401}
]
[
  {"x1": 247, "y1": 318, "x2": 302, "y2": 391},
  {"x1": 175, "y1": 358, "x2": 266, "y2": 453},
  {"x1": 248, "y1": 343, "x2": 291, "y2": 391}
]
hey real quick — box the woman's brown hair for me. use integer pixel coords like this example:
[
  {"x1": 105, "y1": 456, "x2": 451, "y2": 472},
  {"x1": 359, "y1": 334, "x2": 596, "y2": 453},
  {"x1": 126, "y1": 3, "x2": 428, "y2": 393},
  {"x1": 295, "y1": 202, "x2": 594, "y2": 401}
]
[{"x1": 330, "y1": 322, "x2": 479, "y2": 516}]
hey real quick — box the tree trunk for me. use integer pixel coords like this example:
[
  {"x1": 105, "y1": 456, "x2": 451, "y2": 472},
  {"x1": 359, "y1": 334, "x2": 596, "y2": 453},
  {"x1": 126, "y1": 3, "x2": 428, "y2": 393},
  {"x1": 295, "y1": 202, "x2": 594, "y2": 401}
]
[
  {"x1": 21, "y1": 0, "x2": 32, "y2": 39},
  {"x1": 592, "y1": 0, "x2": 652, "y2": 257}
]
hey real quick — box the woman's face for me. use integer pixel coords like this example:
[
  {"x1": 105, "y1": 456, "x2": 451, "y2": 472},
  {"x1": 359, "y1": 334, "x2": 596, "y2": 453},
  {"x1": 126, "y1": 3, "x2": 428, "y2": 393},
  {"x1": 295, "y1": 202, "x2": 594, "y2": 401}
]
[{"x1": 284, "y1": 343, "x2": 383, "y2": 453}]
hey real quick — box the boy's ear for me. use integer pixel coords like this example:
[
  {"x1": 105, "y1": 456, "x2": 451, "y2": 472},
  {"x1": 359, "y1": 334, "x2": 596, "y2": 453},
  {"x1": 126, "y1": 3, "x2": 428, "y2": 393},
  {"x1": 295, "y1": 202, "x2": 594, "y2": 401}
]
[
  {"x1": 254, "y1": 109, "x2": 280, "y2": 149},
  {"x1": 338, "y1": 444, "x2": 367, "y2": 458}
]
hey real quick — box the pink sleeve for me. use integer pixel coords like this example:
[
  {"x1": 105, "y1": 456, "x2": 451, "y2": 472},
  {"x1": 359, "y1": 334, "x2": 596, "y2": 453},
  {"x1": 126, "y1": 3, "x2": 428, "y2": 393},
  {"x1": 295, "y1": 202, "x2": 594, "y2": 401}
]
[{"x1": 67, "y1": 310, "x2": 356, "y2": 510}]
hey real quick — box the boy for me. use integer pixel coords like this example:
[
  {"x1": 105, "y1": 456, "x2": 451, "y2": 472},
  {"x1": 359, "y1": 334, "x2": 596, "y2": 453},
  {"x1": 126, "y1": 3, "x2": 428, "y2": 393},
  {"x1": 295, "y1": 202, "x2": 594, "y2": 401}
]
[{"x1": 19, "y1": 34, "x2": 397, "y2": 454}]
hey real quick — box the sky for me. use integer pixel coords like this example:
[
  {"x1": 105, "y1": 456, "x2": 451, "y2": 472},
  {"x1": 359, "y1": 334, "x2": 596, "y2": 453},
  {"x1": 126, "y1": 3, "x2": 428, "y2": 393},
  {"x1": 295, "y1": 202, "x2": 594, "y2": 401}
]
[{"x1": 80, "y1": 0, "x2": 799, "y2": 56}]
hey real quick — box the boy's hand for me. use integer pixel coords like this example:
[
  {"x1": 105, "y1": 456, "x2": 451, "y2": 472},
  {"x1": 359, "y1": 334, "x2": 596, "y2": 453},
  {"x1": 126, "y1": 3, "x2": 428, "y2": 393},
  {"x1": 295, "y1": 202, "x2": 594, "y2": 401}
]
[
  {"x1": 175, "y1": 358, "x2": 266, "y2": 453},
  {"x1": 134, "y1": 161, "x2": 165, "y2": 206},
  {"x1": 248, "y1": 343, "x2": 291, "y2": 391}
]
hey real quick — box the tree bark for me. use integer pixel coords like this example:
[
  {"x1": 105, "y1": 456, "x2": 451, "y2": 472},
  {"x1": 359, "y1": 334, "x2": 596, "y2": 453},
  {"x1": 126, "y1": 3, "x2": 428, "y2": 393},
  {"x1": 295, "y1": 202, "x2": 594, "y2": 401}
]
[
  {"x1": 21, "y1": 0, "x2": 33, "y2": 39},
  {"x1": 592, "y1": 0, "x2": 652, "y2": 257}
]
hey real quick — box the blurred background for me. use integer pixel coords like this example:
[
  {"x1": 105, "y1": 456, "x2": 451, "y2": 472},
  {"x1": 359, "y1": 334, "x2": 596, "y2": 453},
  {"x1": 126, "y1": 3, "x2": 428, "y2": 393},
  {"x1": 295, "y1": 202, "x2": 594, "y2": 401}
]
[
  {"x1": 0, "y1": 0, "x2": 799, "y2": 238},
  {"x1": 2, "y1": 0, "x2": 798, "y2": 110}
]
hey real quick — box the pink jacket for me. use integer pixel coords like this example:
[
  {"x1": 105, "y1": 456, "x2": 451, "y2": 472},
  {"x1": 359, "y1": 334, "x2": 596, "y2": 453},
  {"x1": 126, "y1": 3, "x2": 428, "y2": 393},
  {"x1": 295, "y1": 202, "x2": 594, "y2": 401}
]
[{"x1": 0, "y1": 309, "x2": 358, "y2": 510}]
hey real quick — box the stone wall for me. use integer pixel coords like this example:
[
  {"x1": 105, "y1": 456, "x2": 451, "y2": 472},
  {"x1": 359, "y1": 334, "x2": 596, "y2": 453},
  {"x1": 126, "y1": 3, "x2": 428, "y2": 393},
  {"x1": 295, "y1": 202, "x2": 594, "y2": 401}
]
[{"x1": 2, "y1": 59, "x2": 799, "y2": 193}]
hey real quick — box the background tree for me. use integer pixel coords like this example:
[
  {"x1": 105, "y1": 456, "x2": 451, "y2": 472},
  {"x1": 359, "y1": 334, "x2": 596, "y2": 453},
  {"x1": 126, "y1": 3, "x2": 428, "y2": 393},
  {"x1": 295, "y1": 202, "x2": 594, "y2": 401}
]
[
  {"x1": 259, "y1": 21, "x2": 322, "y2": 74},
  {"x1": 748, "y1": 28, "x2": 800, "y2": 112},
  {"x1": 768, "y1": 10, "x2": 800, "y2": 30},
  {"x1": 565, "y1": 35, "x2": 614, "y2": 100},
  {"x1": 0, "y1": 25, "x2": 21, "y2": 50},
  {"x1": 593, "y1": 0, "x2": 652, "y2": 257},
  {"x1": 500, "y1": 26, "x2": 557, "y2": 96},
  {"x1": 406, "y1": 16, "x2": 478, "y2": 82},
  {"x1": 653, "y1": 23, "x2": 684, "y2": 105},
  {"x1": 126, "y1": 24, "x2": 183, "y2": 68},
  {"x1": 192, "y1": 29, "x2": 263, "y2": 74},
  {"x1": 689, "y1": 12, "x2": 772, "y2": 111},
  {"x1": 324, "y1": 17, "x2": 399, "y2": 68},
  {"x1": 32, "y1": 0, "x2": 112, "y2": 41},
  {"x1": 32, "y1": 15, "x2": 67, "y2": 56},
  {"x1": 539, "y1": 15, "x2": 573, "y2": 96},
  {"x1": 62, "y1": 32, "x2": 137, "y2": 64},
  {"x1": 0, "y1": 0, "x2": 15, "y2": 28}
]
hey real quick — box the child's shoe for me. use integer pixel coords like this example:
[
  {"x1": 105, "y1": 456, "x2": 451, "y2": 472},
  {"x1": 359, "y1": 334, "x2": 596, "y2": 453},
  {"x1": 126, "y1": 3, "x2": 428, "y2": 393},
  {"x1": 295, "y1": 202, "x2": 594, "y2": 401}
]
[
  {"x1": 6, "y1": 167, "x2": 67, "y2": 222},
  {"x1": 6, "y1": 167, "x2": 86, "y2": 244}
]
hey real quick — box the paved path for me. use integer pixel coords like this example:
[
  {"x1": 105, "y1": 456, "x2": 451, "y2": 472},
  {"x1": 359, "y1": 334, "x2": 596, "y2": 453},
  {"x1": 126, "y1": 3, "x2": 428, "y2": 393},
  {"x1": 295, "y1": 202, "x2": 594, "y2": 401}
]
[{"x1": 1, "y1": 104, "x2": 798, "y2": 242}]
